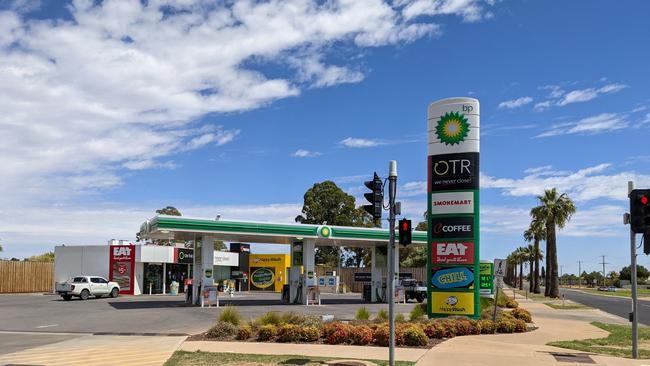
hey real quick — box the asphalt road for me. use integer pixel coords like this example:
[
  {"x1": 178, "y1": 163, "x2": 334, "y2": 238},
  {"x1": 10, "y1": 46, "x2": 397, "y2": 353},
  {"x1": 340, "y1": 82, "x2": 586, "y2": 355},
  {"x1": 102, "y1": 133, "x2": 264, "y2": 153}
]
[{"x1": 560, "y1": 288, "x2": 650, "y2": 326}]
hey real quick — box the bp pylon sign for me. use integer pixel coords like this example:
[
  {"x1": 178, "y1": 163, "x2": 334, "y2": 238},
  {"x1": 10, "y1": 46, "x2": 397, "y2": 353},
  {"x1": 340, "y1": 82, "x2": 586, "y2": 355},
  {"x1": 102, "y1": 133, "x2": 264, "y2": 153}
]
[{"x1": 427, "y1": 98, "x2": 480, "y2": 318}]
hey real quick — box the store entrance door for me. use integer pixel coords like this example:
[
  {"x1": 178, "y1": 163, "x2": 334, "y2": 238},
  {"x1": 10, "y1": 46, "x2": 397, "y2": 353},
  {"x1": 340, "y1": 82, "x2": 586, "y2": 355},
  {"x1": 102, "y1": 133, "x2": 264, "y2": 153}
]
[
  {"x1": 143, "y1": 263, "x2": 163, "y2": 294},
  {"x1": 166, "y1": 263, "x2": 189, "y2": 294}
]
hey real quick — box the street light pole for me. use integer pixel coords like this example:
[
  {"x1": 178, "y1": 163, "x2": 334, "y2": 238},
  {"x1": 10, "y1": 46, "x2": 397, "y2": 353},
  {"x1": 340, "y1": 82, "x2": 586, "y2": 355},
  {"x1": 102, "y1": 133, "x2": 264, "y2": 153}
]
[{"x1": 387, "y1": 160, "x2": 397, "y2": 366}]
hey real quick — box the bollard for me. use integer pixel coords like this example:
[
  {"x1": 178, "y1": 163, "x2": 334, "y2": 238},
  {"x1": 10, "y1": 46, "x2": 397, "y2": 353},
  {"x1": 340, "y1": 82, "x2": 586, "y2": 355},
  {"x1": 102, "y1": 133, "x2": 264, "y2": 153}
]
[{"x1": 526, "y1": 290, "x2": 528, "y2": 300}]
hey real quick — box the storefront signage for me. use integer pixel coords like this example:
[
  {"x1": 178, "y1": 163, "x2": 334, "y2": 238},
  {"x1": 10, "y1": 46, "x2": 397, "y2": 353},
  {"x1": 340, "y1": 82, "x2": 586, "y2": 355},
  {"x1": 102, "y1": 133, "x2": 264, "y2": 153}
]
[
  {"x1": 250, "y1": 267, "x2": 275, "y2": 289},
  {"x1": 175, "y1": 248, "x2": 194, "y2": 264},
  {"x1": 430, "y1": 291, "x2": 474, "y2": 315},
  {"x1": 427, "y1": 97, "x2": 480, "y2": 319},
  {"x1": 432, "y1": 241, "x2": 474, "y2": 264},
  {"x1": 430, "y1": 152, "x2": 479, "y2": 191},
  {"x1": 354, "y1": 272, "x2": 372, "y2": 282},
  {"x1": 430, "y1": 216, "x2": 474, "y2": 239},
  {"x1": 109, "y1": 245, "x2": 135, "y2": 295},
  {"x1": 431, "y1": 267, "x2": 474, "y2": 289},
  {"x1": 430, "y1": 191, "x2": 474, "y2": 215},
  {"x1": 214, "y1": 251, "x2": 239, "y2": 266}
]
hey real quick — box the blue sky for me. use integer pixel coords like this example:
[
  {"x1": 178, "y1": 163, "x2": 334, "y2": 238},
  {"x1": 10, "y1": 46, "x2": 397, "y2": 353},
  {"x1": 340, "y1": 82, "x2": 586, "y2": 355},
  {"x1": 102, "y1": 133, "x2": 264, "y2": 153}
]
[{"x1": 1, "y1": 0, "x2": 649, "y2": 276}]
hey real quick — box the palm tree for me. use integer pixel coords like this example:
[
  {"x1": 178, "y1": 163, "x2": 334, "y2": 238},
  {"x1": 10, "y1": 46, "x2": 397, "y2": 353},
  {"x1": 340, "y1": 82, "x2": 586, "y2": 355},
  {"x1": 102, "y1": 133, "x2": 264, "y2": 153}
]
[
  {"x1": 524, "y1": 217, "x2": 546, "y2": 294},
  {"x1": 506, "y1": 253, "x2": 517, "y2": 287},
  {"x1": 514, "y1": 247, "x2": 528, "y2": 290},
  {"x1": 531, "y1": 188, "x2": 576, "y2": 298}
]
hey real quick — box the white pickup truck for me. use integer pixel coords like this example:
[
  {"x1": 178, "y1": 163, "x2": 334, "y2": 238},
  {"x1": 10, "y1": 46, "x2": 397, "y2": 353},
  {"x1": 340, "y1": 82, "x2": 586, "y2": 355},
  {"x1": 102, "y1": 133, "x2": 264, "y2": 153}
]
[{"x1": 55, "y1": 276, "x2": 120, "y2": 301}]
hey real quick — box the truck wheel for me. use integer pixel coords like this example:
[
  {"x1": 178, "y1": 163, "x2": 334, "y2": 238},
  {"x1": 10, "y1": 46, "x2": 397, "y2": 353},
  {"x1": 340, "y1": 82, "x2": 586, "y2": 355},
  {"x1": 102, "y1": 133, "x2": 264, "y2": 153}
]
[
  {"x1": 62, "y1": 294, "x2": 72, "y2": 301},
  {"x1": 110, "y1": 288, "x2": 119, "y2": 298},
  {"x1": 80, "y1": 289, "x2": 90, "y2": 300}
]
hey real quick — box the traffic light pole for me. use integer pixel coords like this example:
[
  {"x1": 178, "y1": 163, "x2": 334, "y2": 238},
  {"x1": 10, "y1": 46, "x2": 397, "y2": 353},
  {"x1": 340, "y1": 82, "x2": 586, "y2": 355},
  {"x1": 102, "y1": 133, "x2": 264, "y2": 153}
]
[
  {"x1": 388, "y1": 160, "x2": 397, "y2": 366},
  {"x1": 629, "y1": 181, "x2": 639, "y2": 359}
]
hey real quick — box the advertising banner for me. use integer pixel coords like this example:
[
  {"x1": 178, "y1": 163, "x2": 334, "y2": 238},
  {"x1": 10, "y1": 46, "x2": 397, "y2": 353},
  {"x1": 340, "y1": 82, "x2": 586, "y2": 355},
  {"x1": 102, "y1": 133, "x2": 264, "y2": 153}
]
[
  {"x1": 432, "y1": 241, "x2": 474, "y2": 264},
  {"x1": 109, "y1": 245, "x2": 135, "y2": 295},
  {"x1": 479, "y1": 262, "x2": 494, "y2": 295},
  {"x1": 431, "y1": 266, "x2": 474, "y2": 289},
  {"x1": 249, "y1": 267, "x2": 275, "y2": 291},
  {"x1": 427, "y1": 97, "x2": 480, "y2": 319},
  {"x1": 430, "y1": 291, "x2": 474, "y2": 316},
  {"x1": 174, "y1": 248, "x2": 194, "y2": 264},
  {"x1": 430, "y1": 216, "x2": 474, "y2": 239}
]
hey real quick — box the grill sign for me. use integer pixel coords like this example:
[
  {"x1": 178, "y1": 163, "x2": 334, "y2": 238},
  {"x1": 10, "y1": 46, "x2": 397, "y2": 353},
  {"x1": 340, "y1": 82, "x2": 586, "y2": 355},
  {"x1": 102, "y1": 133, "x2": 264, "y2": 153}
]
[
  {"x1": 431, "y1": 267, "x2": 474, "y2": 289},
  {"x1": 430, "y1": 152, "x2": 479, "y2": 191},
  {"x1": 431, "y1": 216, "x2": 474, "y2": 239},
  {"x1": 432, "y1": 242, "x2": 474, "y2": 264}
]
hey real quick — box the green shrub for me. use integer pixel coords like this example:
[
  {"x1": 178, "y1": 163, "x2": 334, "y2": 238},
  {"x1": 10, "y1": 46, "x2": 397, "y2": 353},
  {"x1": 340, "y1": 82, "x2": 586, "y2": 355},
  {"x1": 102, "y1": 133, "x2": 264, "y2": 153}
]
[
  {"x1": 479, "y1": 296, "x2": 493, "y2": 313},
  {"x1": 323, "y1": 322, "x2": 351, "y2": 345},
  {"x1": 403, "y1": 326, "x2": 429, "y2": 347},
  {"x1": 277, "y1": 324, "x2": 301, "y2": 343},
  {"x1": 496, "y1": 319, "x2": 515, "y2": 333},
  {"x1": 301, "y1": 315, "x2": 324, "y2": 329},
  {"x1": 206, "y1": 321, "x2": 237, "y2": 339},
  {"x1": 355, "y1": 307, "x2": 370, "y2": 321},
  {"x1": 513, "y1": 319, "x2": 527, "y2": 333},
  {"x1": 478, "y1": 319, "x2": 496, "y2": 334},
  {"x1": 258, "y1": 312, "x2": 282, "y2": 326},
  {"x1": 218, "y1": 305, "x2": 241, "y2": 326},
  {"x1": 496, "y1": 291, "x2": 511, "y2": 307},
  {"x1": 376, "y1": 309, "x2": 389, "y2": 321},
  {"x1": 437, "y1": 319, "x2": 456, "y2": 338},
  {"x1": 350, "y1": 325, "x2": 373, "y2": 345},
  {"x1": 511, "y1": 308, "x2": 532, "y2": 322},
  {"x1": 236, "y1": 325, "x2": 252, "y2": 340},
  {"x1": 395, "y1": 313, "x2": 406, "y2": 323},
  {"x1": 257, "y1": 324, "x2": 277, "y2": 341},
  {"x1": 300, "y1": 326, "x2": 321, "y2": 342},
  {"x1": 409, "y1": 304, "x2": 426, "y2": 322}
]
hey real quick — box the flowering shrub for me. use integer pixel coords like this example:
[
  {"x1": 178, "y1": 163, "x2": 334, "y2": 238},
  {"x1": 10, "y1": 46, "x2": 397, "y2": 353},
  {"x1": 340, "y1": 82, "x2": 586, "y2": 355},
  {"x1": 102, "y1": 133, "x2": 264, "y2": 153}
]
[
  {"x1": 510, "y1": 308, "x2": 532, "y2": 323},
  {"x1": 403, "y1": 326, "x2": 429, "y2": 347},
  {"x1": 277, "y1": 324, "x2": 301, "y2": 343},
  {"x1": 300, "y1": 326, "x2": 321, "y2": 342},
  {"x1": 257, "y1": 324, "x2": 277, "y2": 341},
  {"x1": 496, "y1": 319, "x2": 515, "y2": 333},
  {"x1": 373, "y1": 325, "x2": 390, "y2": 346},
  {"x1": 478, "y1": 320, "x2": 496, "y2": 334},
  {"x1": 423, "y1": 322, "x2": 444, "y2": 339},
  {"x1": 506, "y1": 299, "x2": 519, "y2": 308},
  {"x1": 513, "y1": 319, "x2": 527, "y2": 333},
  {"x1": 206, "y1": 321, "x2": 237, "y2": 339},
  {"x1": 350, "y1": 325, "x2": 373, "y2": 345},
  {"x1": 454, "y1": 320, "x2": 472, "y2": 336},
  {"x1": 236, "y1": 325, "x2": 252, "y2": 340},
  {"x1": 437, "y1": 320, "x2": 456, "y2": 338},
  {"x1": 467, "y1": 320, "x2": 482, "y2": 335},
  {"x1": 323, "y1": 322, "x2": 351, "y2": 345}
]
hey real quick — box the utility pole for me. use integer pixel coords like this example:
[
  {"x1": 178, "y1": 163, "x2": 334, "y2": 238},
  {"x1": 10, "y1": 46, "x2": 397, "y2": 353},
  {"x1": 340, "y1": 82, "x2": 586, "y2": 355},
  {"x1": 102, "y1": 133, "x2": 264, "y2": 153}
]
[
  {"x1": 387, "y1": 160, "x2": 397, "y2": 366},
  {"x1": 577, "y1": 261, "x2": 583, "y2": 288},
  {"x1": 560, "y1": 265, "x2": 563, "y2": 286},
  {"x1": 627, "y1": 180, "x2": 639, "y2": 359},
  {"x1": 599, "y1": 255, "x2": 609, "y2": 286}
]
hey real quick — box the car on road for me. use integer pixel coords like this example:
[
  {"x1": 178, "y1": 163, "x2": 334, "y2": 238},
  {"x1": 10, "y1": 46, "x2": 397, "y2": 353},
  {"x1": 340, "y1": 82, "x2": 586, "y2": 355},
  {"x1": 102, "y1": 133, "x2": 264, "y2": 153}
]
[
  {"x1": 400, "y1": 279, "x2": 427, "y2": 303},
  {"x1": 55, "y1": 276, "x2": 120, "y2": 301}
]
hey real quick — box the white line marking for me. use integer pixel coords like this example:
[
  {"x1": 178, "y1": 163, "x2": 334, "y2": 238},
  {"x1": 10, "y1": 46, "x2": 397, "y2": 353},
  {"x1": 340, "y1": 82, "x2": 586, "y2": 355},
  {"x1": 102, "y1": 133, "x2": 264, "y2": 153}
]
[{"x1": 36, "y1": 324, "x2": 59, "y2": 329}]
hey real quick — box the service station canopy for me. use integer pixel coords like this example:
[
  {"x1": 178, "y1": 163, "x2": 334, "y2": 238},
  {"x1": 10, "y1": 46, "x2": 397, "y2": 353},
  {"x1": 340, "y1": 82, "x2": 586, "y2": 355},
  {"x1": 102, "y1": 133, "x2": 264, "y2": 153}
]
[{"x1": 139, "y1": 215, "x2": 427, "y2": 247}]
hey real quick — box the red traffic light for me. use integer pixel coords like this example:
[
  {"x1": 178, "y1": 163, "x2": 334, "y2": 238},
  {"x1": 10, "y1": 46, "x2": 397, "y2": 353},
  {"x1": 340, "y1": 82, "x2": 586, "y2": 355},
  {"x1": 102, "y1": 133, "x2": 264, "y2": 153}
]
[{"x1": 642, "y1": 196, "x2": 649, "y2": 205}]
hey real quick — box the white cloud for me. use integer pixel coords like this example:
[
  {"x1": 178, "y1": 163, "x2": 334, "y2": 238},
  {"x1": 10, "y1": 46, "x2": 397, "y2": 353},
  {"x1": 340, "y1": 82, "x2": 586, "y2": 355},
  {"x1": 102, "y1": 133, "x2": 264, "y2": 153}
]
[
  {"x1": 292, "y1": 149, "x2": 322, "y2": 158},
  {"x1": 400, "y1": 181, "x2": 427, "y2": 197},
  {"x1": 401, "y1": 0, "x2": 493, "y2": 22},
  {"x1": 482, "y1": 163, "x2": 650, "y2": 202},
  {"x1": 498, "y1": 96, "x2": 533, "y2": 109},
  {"x1": 340, "y1": 137, "x2": 382, "y2": 148},
  {"x1": 533, "y1": 101, "x2": 552, "y2": 112},
  {"x1": 557, "y1": 83, "x2": 628, "y2": 106},
  {"x1": 0, "y1": 0, "x2": 488, "y2": 208},
  {"x1": 537, "y1": 113, "x2": 628, "y2": 137}
]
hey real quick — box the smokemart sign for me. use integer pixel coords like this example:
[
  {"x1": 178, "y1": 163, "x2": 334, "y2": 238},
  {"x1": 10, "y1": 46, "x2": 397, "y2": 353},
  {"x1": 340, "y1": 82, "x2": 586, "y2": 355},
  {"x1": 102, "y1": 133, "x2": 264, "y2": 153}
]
[{"x1": 427, "y1": 97, "x2": 480, "y2": 319}]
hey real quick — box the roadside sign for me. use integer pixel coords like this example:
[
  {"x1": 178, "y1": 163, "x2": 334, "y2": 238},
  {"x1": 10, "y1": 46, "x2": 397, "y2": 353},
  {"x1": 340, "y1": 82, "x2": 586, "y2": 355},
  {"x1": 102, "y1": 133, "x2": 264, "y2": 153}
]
[{"x1": 493, "y1": 259, "x2": 506, "y2": 278}]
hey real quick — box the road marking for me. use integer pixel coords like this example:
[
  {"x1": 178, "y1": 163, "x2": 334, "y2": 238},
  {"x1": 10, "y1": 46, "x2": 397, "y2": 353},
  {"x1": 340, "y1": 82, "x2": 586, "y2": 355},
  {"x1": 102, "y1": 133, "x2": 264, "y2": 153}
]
[{"x1": 36, "y1": 324, "x2": 59, "y2": 329}]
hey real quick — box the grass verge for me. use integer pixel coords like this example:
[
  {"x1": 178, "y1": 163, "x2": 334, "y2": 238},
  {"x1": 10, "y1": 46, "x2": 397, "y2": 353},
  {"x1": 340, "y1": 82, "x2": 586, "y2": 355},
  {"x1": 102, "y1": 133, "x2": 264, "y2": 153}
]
[
  {"x1": 512, "y1": 289, "x2": 546, "y2": 301},
  {"x1": 164, "y1": 351, "x2": 416, "y2": 366},
  {"x1": 548, "y1": 322, "x2": 650, "y2": 359}
]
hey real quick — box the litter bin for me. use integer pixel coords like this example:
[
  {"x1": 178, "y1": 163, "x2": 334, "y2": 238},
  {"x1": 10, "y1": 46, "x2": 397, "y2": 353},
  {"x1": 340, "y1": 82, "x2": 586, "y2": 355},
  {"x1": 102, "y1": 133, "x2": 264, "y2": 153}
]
[
  {"x1": 281, "y1": 284, "x2": 290, "y2": 303},
  {"x1": 362, "y1": 284, "x2": 372, "y2": 302}
]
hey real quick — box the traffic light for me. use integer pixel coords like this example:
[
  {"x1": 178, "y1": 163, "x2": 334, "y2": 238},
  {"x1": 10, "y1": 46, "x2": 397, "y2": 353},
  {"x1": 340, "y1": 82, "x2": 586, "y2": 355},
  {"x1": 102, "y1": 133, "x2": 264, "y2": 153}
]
[
  {"x1": 398, "y1": 219, "x2": 412, "y2": 245},
  {"x1": 363, "y1": 172, "x2": 383, "y2": 219},
  {"x1": 630, "y1": 189, "x2": 650, "y2": 234}
]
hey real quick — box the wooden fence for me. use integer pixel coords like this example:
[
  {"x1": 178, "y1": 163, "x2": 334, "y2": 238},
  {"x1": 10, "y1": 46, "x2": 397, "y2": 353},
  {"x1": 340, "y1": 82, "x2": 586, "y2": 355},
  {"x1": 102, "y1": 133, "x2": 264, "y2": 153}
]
[
  {"x1": 316, "y1": 266, "x2": 426, "y2": 293},
  {"x1": 0, "y1": 261, "x2": 54, "y2": 293}
]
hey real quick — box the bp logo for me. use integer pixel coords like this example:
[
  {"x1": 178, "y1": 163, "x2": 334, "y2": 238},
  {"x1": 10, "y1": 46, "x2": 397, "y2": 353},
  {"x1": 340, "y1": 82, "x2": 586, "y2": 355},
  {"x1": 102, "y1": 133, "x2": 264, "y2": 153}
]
[
  {"x1": 318, "y1": 225, "x2": 331, "y2": 238},
  {"x1": 435, "y1": 112, "x2": 470, "y2": 145}
]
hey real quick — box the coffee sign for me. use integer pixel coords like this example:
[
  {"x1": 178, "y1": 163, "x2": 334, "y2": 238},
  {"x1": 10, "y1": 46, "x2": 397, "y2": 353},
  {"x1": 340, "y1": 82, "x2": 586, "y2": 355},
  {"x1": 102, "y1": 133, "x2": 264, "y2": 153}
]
[{"x1": 430, "y1": 216, "x2": 474, "y2": 239}]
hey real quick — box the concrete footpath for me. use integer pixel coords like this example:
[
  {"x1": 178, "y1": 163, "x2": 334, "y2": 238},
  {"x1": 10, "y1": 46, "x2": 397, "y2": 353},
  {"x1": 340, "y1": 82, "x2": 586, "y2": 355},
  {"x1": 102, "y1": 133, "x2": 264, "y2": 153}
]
[
  {"x1": 0, "y1": 332, "x2": 186, "y2": 366},
  {"x1": 415, "y1": 296, "x2": 647, "y2": 366}
]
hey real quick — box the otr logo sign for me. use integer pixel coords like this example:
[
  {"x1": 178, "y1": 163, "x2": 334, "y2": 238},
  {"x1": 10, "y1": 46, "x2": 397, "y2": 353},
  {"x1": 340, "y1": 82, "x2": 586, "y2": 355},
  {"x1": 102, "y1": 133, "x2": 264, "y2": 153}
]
[{"x1": 434, "y1": 158, "x2": 471, "y2": 176}]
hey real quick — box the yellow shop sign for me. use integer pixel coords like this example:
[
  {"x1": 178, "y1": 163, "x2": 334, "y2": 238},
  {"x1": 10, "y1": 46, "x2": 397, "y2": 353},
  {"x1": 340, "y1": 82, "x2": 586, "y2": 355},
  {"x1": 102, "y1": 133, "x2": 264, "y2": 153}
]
[{"x1": 430, "y1": 291, "x2": 474, "y2": 316}]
